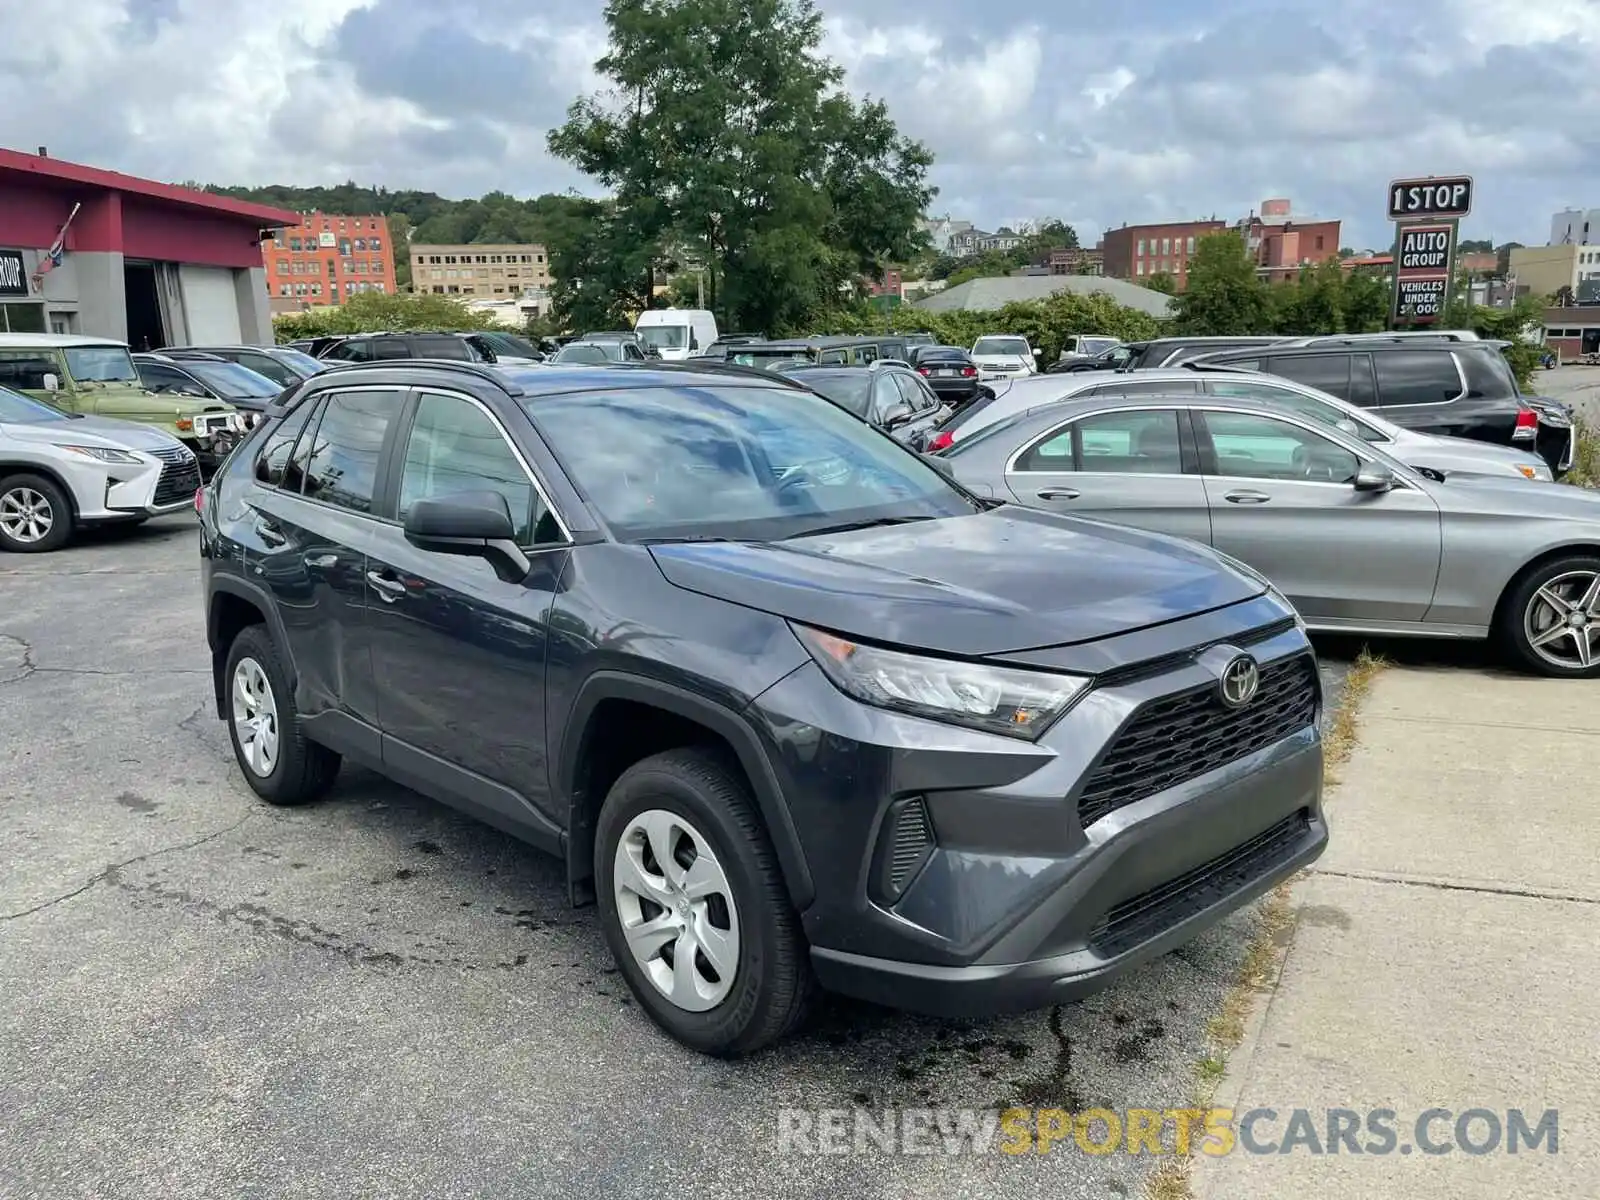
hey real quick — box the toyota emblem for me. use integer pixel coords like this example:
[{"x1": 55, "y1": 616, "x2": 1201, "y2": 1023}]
[{"x1": 1218, "y1": 654, "x2": 1260, "y2": 709}]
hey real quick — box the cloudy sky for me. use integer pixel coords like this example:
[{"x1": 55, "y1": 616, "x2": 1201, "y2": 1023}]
[{"x1": 2, "y1": 0, "x2": 1596, "y2": 251}]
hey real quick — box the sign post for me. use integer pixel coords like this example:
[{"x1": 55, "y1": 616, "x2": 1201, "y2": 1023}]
[{"x1": 1385, "y1": 175, "x2": 1472, "y2": 329}]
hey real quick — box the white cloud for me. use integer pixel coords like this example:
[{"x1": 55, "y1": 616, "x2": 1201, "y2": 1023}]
[{"x1": 1, "y1": 0, "x2": 1597, "y2": 248}]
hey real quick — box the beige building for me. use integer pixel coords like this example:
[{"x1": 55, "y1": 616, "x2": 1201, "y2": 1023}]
[
  {"x1": 409, "y1": 243, "x2": 550, "y2": 297},
  {"x1": 1508, "y1": 243, "x2": 1582, "y2": 300}
]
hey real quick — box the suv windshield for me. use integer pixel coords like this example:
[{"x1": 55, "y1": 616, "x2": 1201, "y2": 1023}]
[
  {"x1": 555, "y1": 344, "x2": 613, "y2": 363},
  {"x1": 64, "y1": 346, "x2": 140, "y2": 383},
  {"x1": 185, "y1": 361, "x2": 282, "y2": 398},
  {"x1": 526, "y1": 384, "x2": 976, "y2": 541},
  {"x1": 973, "y1": 337, "x2": 1029, "y2": 357},
  {"x1": 0, "y1": 384, "x2": 67, "y2": 422},
  {"x1": 637, "y1": 325, "x2": 688, "y2": 350}
]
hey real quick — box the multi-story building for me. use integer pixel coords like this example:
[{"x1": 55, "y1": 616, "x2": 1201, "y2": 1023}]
[
  {"x1": 408, "y1": 243, "x2": 551, "y2": 298},
  {"x1": 1509, "y1": 243, "x2": 1600, "y2": 304},
  {"x1": 262, "y1": 212, "x2": 395, "y2": 312},
  {"x1": 1101, "y1": 220, "x2": 1225, "y2": 288},
  {"x1": 919, "y1": 215, "x2": 974, "y2": 256},
  {"x1": 1550, "y1": 208, "x2": 1599, "y2": 246},
  {"x1": 864, "y1": 267, "x2": 903, "y2": 299},
  {"x1": 1046, "y1": 245, "x2": 1103, "y2": 275},
  {"x1": 1235, "y1": 198, "x2": 1341, "y2": 283}
]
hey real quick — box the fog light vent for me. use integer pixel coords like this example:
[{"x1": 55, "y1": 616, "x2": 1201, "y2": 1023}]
[{"x1": 883, "y1": 796, "x2": 934, "y2": 899}]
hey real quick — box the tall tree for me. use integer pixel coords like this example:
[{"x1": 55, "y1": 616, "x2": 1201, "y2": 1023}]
[
  {"x1": 1172, "y1": 232, "x2": 1270, "y2": 334},
  {"x1": 548, "y1": 0, "x2": 934, "y2": 334}
]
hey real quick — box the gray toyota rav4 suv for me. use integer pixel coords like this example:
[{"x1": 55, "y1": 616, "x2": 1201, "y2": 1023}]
[{"x1": 199, "y1": 360, "x2": 1328, "y2": 1056}]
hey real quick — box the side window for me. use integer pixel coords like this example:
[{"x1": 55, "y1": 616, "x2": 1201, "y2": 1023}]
[
  {"x1": 895, "y1": 372, "x2": 936, "y2": 411},
  {"x1": 1265, "y1": 354, "x2": 1352, "y2": 399},
  {"x1": 1373, "y1": 351, "x2": 1464, "y2": 406},
  {"x1": 1016, "y1": 409, "x2": 1183, "y2": 474},
  {"x1": 254, "y1": 401, "x2": 318, "y2": 488},
  {"x1": 300, "y1": 390, "x2": 402, "y2": 513},
  {"x1": 398, "y1": 393, "x2": 564, "y2": 548},
  {"x1": 241, "y1": 354, "x2": 295, "y2": 387},
  {"x1": 1202, "y1": 411, "x2": 1359, "y2": 483},
  {"x1": 1207, "y1": 380, "x2": 1386, "y2": 443},
  {"x1": 139, "y1": 364, "x2": 198, "y2": 395},
  {"x1": 370, "y1": 339, "x2": 411, "y2": 360},
  {"x1": 0, "y1": 352, "x2": 60, "y2": 390},
  {"x1": 869, "y1": 376, "x2": 904, "y2": 423},
  {"x1": 326, "y1": 340, "x2": 371, "y2": 362},
  {"x1": 1456, "y1": 349, "x2": 1517, "y2": 398}
]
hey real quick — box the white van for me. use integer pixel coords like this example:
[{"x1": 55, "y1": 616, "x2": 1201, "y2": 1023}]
[{"x1": 634, "y1": 309, "x2": 719, "y2": 360}]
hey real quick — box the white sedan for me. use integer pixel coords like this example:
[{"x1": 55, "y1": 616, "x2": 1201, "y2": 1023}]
[{"x1": 0, "y1": 385, "x2": 199, "y2": 552}]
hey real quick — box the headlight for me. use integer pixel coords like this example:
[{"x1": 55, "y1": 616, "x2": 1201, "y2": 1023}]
[
  {"x1": 54, "y1": 444, "x2": 144, "y2": 464},
  {"x1": 1517, "y1": 463, "x2": 1553, "y2": 481},
  {"x1": 791, "y1": 623, "x2": 1088, "y2": 740}
]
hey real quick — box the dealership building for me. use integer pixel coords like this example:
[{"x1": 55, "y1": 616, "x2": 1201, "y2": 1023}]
[{"x1": 0, "y1": 147, "x2": 298, "y2": 348}]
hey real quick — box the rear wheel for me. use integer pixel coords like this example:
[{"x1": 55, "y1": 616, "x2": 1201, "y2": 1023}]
[
  {"x1": 1498, "y1": 555, "x2": 1600, "y2": 678},
  {"x1": 0, "y1": 473, "x2": 73, "y2": 553},
  {"x1": 224, "y1": 624, "x2": 341, "y2": 804}
]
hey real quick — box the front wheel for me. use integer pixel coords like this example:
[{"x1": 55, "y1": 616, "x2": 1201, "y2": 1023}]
[
  {"x1": 1498, "y1": 555, "x2": 1600, "y2": 678},
  {"x1": 594, "y1": 748, "x2": 815, "y2": 1057},
  {"x1": 0, "y1": 473, "x2": 74, "y2": 553}
]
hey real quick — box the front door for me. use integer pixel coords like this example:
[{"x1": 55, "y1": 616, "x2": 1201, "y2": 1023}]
[
  {"x1": 1003, "y1": 406, "x2": 1213, "y2": 543},
  {"x1": 365, "y1": 388, "x2": 572, "y2": 838},
  {"x1": 243, "y1": 387, "x2": 407, "y2": 724},
  {"x1": 1194, "y1": 408, "x2": 1442, "y2": 623}
]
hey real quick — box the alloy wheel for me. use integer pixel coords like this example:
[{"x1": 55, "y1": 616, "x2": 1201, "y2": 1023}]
[
  {"x1": 0, "y1": 487, "x2": 54, "y2": 545},
  {"x1": 231, "y1": 656, "x2": 280, "y2": 777},
  {"x1": 612, "y1": 809, "x2": 740, "y2": 1013},
  {"x1": 1522, "y1": 570, "x2": 1600, "y2": 671}
]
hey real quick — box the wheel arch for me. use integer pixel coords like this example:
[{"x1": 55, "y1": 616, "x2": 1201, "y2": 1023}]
[
  {"x1": 1491, "y1": 542, "x2": 1600, "y2": 633},
  {"x1": 558, "y1": 671, "x2": 814, "y2": 912},
  {"x1": 207, "y1": 576, "x2": 298, "y2": 718},
  {"x1": 0, "y1": 461, "x2": 82, "y2": 518}
]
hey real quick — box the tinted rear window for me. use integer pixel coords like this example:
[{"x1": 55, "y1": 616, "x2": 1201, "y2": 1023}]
[
  {"x1": 410, "y1": 337, "x2": 473, "y2": 361},
  {"x1": 1373, "y1": 351, "x2": 1464, "y2": 406},
  {"x1": 1265, "y1": 354, "x2": 1353, "y2": 399},
  {"x1": 1457, "y1": 348, "x2": 1518, "y2": 398}
]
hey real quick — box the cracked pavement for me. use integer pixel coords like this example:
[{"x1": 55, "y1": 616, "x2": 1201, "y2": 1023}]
[{"x1": 1, "y1": 515, "x2": 1351, "y2": 1200}]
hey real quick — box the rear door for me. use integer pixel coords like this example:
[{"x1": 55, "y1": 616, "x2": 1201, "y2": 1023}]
[
  {"x1": 1194, "y1": 407, "x2": 1441, "y2": 623},
  {"x1": 1002, "y1": 406, "x2": 1213, "y2": 543},
  {"x1": 1259, "y1": 353, "x2": 1355, "y2": 402}
]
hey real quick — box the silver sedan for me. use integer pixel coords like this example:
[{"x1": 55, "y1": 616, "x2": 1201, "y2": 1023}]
[
  {"x1": 933, "y1": 366, "x2": 1554, "y2": 481},
  {"x1": 943, "y1": 392, "x2": 1600, "y2": 677}
]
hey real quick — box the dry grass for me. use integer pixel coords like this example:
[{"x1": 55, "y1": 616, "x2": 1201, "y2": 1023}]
[
  {"x1": 1140, "y1": 647, "x2": 1386, "y2": 1200},
  {"x1": 1564, "y1": 417, "x2": 1600, "y2": 489}
]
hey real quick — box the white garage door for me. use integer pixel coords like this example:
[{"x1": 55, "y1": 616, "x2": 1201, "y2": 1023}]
[{"x1": 178, "y1": 266, "x2": 242, "y2": 345}]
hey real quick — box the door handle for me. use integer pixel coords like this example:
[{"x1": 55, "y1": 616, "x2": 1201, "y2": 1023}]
[
  {"x1": 254, "y1": 517, "x2": 287, "y2": 546},
  {"x1": 1036, "y1": 487, "x2": 1081, "y2": 500},
  {"x1": 1224, "y1": 490, "x2": 1271, "y2": 504},
  {"x1": 304, "y1": 553, "x2": 338, "y2": 569},
  {"x1": 366, "y1": 570, "x2": 407, "y2": 601}
]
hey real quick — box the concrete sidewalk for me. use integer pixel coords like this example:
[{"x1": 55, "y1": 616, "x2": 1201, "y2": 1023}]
[{"x1": 1192, "y1": 667, "x2": 1600, "y2": 1200}]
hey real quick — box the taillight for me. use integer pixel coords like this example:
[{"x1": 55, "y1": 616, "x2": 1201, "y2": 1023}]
[
  {"x1": 1513, "y1": 407, "x2": 1538, "y2": 439},
  {"x1": 926, "y1": 430, "x2": 955, "y2": 453},
  {"x1": 194, "y1": 487, "x2": 205, "y2": 515},
  {"x1": 916, "y1": 366, "x2": 931, "y2": 376},
  {"x1": 961, "y1": 366, "x2": 976, "y2": 377}
]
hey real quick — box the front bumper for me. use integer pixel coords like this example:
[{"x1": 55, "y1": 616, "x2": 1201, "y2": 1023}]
[{"x1": 748, "y1": 600, "x2": 1326, "y2": 1018}]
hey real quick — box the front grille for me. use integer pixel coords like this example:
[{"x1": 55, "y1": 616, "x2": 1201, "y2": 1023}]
[
  {"x1": 1088, "y1": 809, "x2": 1312, "y2": 957},
  {"x1": 1075, "y1": 654, "x2": 1318, "y2": 828},
  {"x1": 152, "y1": 451, "x2": 202, "y2": 506}
]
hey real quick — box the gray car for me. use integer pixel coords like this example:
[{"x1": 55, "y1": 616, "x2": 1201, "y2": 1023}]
[
  {"x1": 943, "y1": 393, "x2": 1600, "y2": 677},
  {"x1": 932, "y1": 367, "x2": 1554, "y2": 481}
]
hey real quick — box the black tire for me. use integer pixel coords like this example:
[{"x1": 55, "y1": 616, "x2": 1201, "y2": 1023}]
[
  {"x1": 594, "y1": 747, "x2": 816, "y2": 1057},
  {"x1": 223, "y1": 624, "x2": 341, "y2": 804},
  {"x1": 0, "y1": 472, "x2": 74, "y2": 553},
  {"x1": 1497, "y1": 554, "x2": 1600, "y2": 679}
]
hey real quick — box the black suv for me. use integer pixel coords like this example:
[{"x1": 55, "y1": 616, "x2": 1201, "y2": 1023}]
[
  {"x1": 1191, "y1": 338, "x2": 1574, "y2": 474},
  {"x1": 320, "y1": 332, "x2": 496, "y2": 364},
  {"x1": 1060, "y1": 337, "x2": 1286, "y2": 374},
  {"x1": 198, "y1": 360, "x2": 1327, "y2": 1055},
  {"x1": 774, "y1": 361, "x2": 950, "y2": 448}
]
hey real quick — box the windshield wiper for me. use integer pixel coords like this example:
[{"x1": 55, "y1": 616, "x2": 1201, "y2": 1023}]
[
  {"x1": 788, "y1": 515, "x2": 936, "y2": 539},
  {"x1": 639, "y1": 535, "x2": 751, "y2": 545}
]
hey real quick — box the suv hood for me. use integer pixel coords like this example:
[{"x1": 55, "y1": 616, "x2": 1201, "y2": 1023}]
[
  {"x1": 3, "y1": 413, "x2": 184, "y2": 451},
  {"x1": 649, "y1": 506, "x2": 1265, "y2": 657}
]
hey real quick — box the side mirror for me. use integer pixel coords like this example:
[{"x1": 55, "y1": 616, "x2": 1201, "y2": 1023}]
[
  {"x1": 689, "y1": 336, "x2": 700, "y2": 350},
  {"x1": 403, "y1": 490, "x2": 531, "y2": 582},
  {"x1": 1353, "y1": 465, "x2": 1395, "y2": 493},
  {"x1": 1335, "y1": 418, "x2": 1360, "y2": 435},
  {"x1": 1030, "y1": 346, "x2": 1042, "y2": 358},
  {"x1": 882, "y1": 403, "x2": 913, "y2": 429},
  {"x1": 40, "y1": 373, "x2": 60, "y2": 392}
]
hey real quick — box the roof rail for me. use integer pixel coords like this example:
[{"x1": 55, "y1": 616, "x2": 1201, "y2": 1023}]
[
  {"x1": 611, "y1": 359, "x2": 799, "y2": 384},
  {"x1": 317, "y1": 358, "x2": 523, "y2": 395}
]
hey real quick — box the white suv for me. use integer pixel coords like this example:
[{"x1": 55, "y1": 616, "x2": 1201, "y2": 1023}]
[
  {"x1": 970, "y1": 335, "x2": 1038, "y2": 381},
  {"x1": 0, "y1": 385, "x2": 198, "y2": 552}
]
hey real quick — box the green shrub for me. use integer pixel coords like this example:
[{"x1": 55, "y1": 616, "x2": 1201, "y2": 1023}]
[{"x1": 271, "y1": 292, "x2": 507, "y2": 343}]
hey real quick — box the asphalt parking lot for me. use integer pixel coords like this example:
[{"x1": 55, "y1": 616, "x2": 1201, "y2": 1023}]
[
  {"x1": 1540, "y1": 363, "x2": 1600, "y2": 427},
  {"x1": 2, "y1": 515, "x2": 1353, "y2": 1200}
]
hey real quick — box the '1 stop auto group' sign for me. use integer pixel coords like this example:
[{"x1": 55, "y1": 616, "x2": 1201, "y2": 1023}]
[{"x1": 1386, "y1": 176, "x2": 1471, "y2": 325}]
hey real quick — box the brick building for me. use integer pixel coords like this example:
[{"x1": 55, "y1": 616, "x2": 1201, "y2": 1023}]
[
  {"x1": 1046, "y1": 245, "x2": 1103, "y2": 275},
  {"x1": 864, "y1": 267, "x2": 903, "y2": 299},
  {"x1": 1101, "y1": 220, "x2": 1225, "y2": 289},
  {"x1": 262, "y1": 212, "x2": 395, "y2": 312},
  {"x1": 408, "y1": 243, "x2": 550, "y2": 297},
  {"x1": 1238, "y1": 198, "x2": 1341, "y2": 283}
]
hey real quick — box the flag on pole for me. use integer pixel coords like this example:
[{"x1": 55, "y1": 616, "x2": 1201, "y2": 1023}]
[{"x1": 32, "y1": 202, "x2": 81, "y2": 280}]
